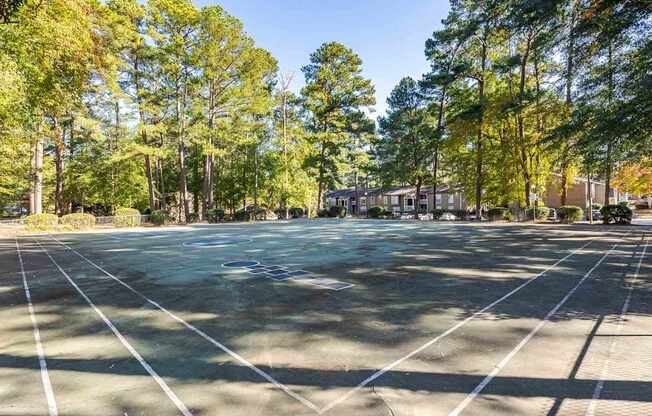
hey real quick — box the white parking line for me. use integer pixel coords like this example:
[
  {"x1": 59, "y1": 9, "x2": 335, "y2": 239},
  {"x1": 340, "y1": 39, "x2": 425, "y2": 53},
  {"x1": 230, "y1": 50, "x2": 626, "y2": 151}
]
[
  {"x1": 15, "y1": 238, "x2": 58, "y2": 416},
  {"x1": 320, "y1": 238, "x2": 596, "y2": 414},
  {"x1": 47, "y1": 235, "x2": 321, "y2": 413},
  {"x1": 447, "y1": 235, "x2": 629, "y2": 416},
  {"x1": 35, "y1": 239, "x2": 193, "y2": 416},
  {"x1": 586, "y1": 235, "x2": 649, "y2": 416}
]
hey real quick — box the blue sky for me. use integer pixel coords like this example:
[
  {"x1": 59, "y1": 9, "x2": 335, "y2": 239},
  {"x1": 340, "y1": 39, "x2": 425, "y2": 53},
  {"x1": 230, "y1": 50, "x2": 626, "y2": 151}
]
[{"x1": 195, "y1": 0, "x2": 451, "y2": 116}]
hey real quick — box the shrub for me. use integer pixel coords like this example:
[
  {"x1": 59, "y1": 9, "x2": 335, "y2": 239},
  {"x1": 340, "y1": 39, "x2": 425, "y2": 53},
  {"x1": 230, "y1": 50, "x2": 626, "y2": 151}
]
[
  {"x1": 488, "y1": 207, "x2": 509, "y2": 221},
  {"x1": 60, "y1": 213, "x2": 95, "y2": 230},
  {"x1": 505, "y1": 211, "x2": 513, "y2": 222},
  {"x1": 600, "y1": 204, "x2": 633, "y2": 225},
  {"x1": 206, "y1": 208, "x2": 225, "y2": 223},
  {"x1": 557, "y1": 206, "x2": 584, "y2": 224},
  {"x1": 25, "y1": 213, "x2": 59, "y2": 230},
  {"x1": 431, "y1": 209, "x2": 444, "y2": 220},
  {"x1": 317, "y1": 209, "x2": 329, "y2": 218},
  {"x1": 368, "y1": 206, "x2": 385, "y2": 219},
  {"x1": 328, "y1": 205, "x2": 347, "y2": 218},
  {"x1": 150, "y1": 210, "x2": 170, "y2": 226},
  {"x1": 526, "y1": 206, "x2": 550, "y2": 221},
  {"x1": 288, "y1": 207, "x2": 304, "y2": 219},
  {"x1": 618, "y1": 201, "x2": 630, "y2": 207},
  {"x1": 186, "y1": 212, "x2": 199, "y2": 223},
  {"x1": 591, "y1": 204, "x2": 603, "y2": 210},
  {"x1": 113, "y1": 208, "x2": 141, "y2": 227}
]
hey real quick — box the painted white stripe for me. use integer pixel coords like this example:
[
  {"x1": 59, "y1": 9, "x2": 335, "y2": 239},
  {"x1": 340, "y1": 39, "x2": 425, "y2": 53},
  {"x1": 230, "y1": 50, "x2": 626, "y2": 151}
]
[
  {"x1": 586, "y1": 235, "x2": 649, "y2": 416},
  {"x1": 320, "y1": 238, "x2": 596, "y2": 414},
  {"x1": 47, "y1": 235, "x2": 320, "y2": 413},
  {"x1": 15, "y1": 238, "x2": 58, "y2": 416},
  {"x1": 448, "y1": 235, "x2": 629, "y2": 416},
  {"x1": 35, "y1": 239, "x2": 193, "y2": 416}
]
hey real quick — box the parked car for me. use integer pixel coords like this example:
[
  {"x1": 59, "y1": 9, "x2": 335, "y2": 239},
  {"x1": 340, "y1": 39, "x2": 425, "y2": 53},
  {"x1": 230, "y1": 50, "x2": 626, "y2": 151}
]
[
  {"x1": 440, "y1": 212, "x2": 457, "y2": 221},
  {"x1": 587, "y1": 209, "x2": 601, "y2": 221}
]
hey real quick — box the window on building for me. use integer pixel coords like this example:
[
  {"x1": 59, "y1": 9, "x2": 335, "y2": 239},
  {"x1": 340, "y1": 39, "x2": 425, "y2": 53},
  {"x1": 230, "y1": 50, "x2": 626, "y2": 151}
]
[
  {"x1": 449, "y1": 195, "x2": 455, "y2": 206},
  {"x1": 407, "y1": 198, "x2": 414, "y2": 207},
  {"x1": 361, "y1": 197, "x2": 366, "y2": 206},
  {"x1": 391, "y1": 196, "x2": 399, "y2": 205},
  {"x1": 384, "y1": 196, "x2": 390, "y2": 205},
  {"x1": 436, "y1": 194, "x2": 442, "y2": 208}
]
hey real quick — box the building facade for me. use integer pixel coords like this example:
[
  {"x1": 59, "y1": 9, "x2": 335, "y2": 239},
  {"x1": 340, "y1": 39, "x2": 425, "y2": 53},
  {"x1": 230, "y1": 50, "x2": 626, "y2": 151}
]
[{"x1": 324, "y1": 186, "x2": 467, "y2": 215}]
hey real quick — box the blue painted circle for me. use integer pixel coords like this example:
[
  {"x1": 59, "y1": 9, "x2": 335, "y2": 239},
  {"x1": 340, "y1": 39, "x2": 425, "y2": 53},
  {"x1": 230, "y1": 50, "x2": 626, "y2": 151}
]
[{"x1": 223, "y1": 260, "x2": 259, "y2": 268}]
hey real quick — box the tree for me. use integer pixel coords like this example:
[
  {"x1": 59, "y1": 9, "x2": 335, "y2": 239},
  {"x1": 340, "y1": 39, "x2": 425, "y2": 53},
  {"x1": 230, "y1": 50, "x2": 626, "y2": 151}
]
[
  {"x1": 149, "y1": 0, "x2": 200, "y2": 222},
  {"x1": 301, "y1": 42, "x2": 375, "y2": 210},
  {"x1": 375, "y1": 77, "x2": 435, "y2": 219}
]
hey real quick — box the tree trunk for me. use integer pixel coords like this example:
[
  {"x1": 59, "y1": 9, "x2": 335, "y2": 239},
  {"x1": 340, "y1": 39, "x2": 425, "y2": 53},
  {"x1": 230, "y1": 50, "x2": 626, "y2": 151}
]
[
  {"x1": 282, "y1": 91, "x2": 289, "y2": 219},
  {"x1": 53, "y1": 117, "x2": 65, "y2": 216},
  {"x1": 414, "y1": 178, "x2": 422, "y2": 220},
  {"x1": 518, "y1": 34, "x2": 532, "y2": 207},
  {"x1": 588, "y1": 175, "x2": 593, "y2": 224},
  {"x1": 432, "y1": 146, "x2": 438, "y2": 212},
  {"x1": 475, "y1": 34, "x2": 488, "y2": 221},
  {"x1": 144, "y1": 154, "x2": 156, "y2": 210},
  {"x1": 30, "y1": 122, "x2": 44, "y2": 214},
  {"x1": 560, "y1": 4, "x2": 578, "y2": 208},
  {"x1": 604, "y1": 41, "x2": 614, "y2": 205},
  {"x1": 157, "y1": 158, "x2": 166, "y2": 210},
  {"x1": 316, "y1": 143, "x2": 326, "y2": 210},
  {"x1": 176, "y1": 80, "x2": 190, "y2": 222},
  {"x1": 253, "y1": 144, "x2": 259, "y2": 218},
  {"x1": 354, "y1": 170, "x2": 360, "y2": 217}
]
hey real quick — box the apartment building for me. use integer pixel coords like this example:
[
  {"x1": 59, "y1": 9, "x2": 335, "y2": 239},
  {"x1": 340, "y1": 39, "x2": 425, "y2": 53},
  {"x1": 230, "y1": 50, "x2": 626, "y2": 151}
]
[{"x1": 324, "y1": 185, "x2": 467, "y2": 215}]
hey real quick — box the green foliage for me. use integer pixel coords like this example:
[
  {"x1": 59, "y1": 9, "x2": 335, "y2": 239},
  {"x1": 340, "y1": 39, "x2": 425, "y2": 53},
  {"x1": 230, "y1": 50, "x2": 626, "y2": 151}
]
[
  {"x1": 375, "y1": 77, "x2": 435, "y2": 196},
  {"x1": 317, "y1": 209, "x2": 329, "y2": 218},
  {"x1": 487, "y1": 207, "x2": 509, "y2": 221},
  {"x1": 206, "y1": 208, "x2": 225, "y2": 223},
  {"x1": 113, "y1": 207, "x2": 141, "y2": 227},
  {"x1": 600, "y1": 204, "x2": 632, "y2": 225},
  {"x1": 367, "y1": 206, "x2": 386, "y2": 219},
  {"x1": 25, "y1": 213, "x2": 58, "y2": 230},
  {"x1": 328, "y1": 205, "x2": 347, "y2": 218},
  {"x1": 301, "y1": 42, "x2": 375, "y2": 206},
  {"x1": 60, "y1": 213, "x2": 95, "y2": 230},
  {"x1": 288, "y1": 207, "x2": 304, "y2": 219},
  {"x1": 558, "y1": 206, "x2": 584, "y2": 224},
  {"x1": 186, "y1": 212, "x2": 199, "y2": 223},
  {"x1": 527, "y1": 206, "x2": 550, "y2": 221},
  {"x1": 150, "y1": 210, "x2": 170, "y2": 226}
]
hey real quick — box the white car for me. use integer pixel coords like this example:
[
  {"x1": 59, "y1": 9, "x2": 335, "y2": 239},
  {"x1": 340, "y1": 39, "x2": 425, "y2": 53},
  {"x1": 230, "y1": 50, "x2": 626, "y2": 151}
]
[{"x1": 440, "y1": 212, "x2": 457, "y2": 221}]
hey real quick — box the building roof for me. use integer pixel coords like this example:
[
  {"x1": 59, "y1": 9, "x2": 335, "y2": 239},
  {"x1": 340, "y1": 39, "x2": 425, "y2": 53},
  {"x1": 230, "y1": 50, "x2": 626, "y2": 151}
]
[{"x1": 325, "y1": 185, "x2": 458, "y2": 199}]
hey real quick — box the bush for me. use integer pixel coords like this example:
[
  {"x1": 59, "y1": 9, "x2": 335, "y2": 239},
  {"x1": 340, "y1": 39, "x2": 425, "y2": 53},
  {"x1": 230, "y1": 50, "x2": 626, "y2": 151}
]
[
  {"x1": 526, "y1": 206, "x2": 550, "y2": 221},
  {"x1": 60, "y1": 213, "x2": 95, "y2": 230},
  {"x1": 431, "y1": 209, "x2": 444, "y2": 220},
  {"x1": 600, "y1": 204, "x2": 633, "y2": 225},
  {"x1": 618, "y1": 201, "x2": 630, "y2": 207},
  {"x1": 488, "y1": 207, "x2": 509, "y2": 221},
  {"x1": 317, "y1": 209, "x2": 329, "y2": 218},
  {"x1": 25, "y1": 213, "x2": 59, "y2": 231},
  {"x1": 113, "y1": 208, "x2": 141, "y2": 227},
  {"x1": 150, "y1": 210, "x2": 170, "y2": 226},
  {"x1": 558, "y1": 206, "x2": 584, "y2": 224},
  {"x1": 186, "y1": 212, "x2": 199, "y2": 223},
  {"x1": 206, "y1": 208, "x2": 225, "y2": 223},
  {"x1": 368, "y1": 206, "x2": 385, "y2": 219},
  {"x1": 328, "y1": 205, "x2": 347, "y2": 218},
  {"x1": 288, "y1": 207, "x2": 304, "y2": 219},
  {"x1": 591, "y1": 204, "x2": 603, "y2": 210}
]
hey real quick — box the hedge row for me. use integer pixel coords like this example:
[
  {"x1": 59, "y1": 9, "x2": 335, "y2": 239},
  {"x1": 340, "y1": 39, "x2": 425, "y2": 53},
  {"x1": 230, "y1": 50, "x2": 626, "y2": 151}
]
[
  {"x1": 558, "y1": 206, "x2": 584, "y2": 223},
  {"x1": 318, "y1": 206, "x2": 347, "y2": 218},
  {"x1": 601, "y1": 204, "x2": 632, "y2": 225},
  {"x1": 113, "y1": 207, "x2": 141, "y2": 227}
]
